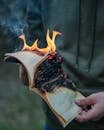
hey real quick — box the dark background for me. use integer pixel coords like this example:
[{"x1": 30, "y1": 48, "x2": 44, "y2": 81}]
[{"x1": 0, "y1": 0, "x2": 45, "y2": 130}]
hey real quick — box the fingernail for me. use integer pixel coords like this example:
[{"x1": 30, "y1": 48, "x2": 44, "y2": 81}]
[{"x1": 75, "y1": 99, "x2": 80, "y2": 104}]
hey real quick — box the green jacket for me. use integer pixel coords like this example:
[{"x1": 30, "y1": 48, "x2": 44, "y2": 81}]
[
  {"x1": 27, "y1": 0, "x2": 104, "y2": 95},
  {"x1": 26, "y1": 1, "x2": 104, "y2": 129},
  {"x1": 4, "y1": 0, "x2": 104, "y2": 129}
]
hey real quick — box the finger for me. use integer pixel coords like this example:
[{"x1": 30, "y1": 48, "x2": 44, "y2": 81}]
[
  {"x1": 75, "y1": 95, "x2": 95, "y2": 107},
  {"x1": 19, "y1": 64, "x2": 26, "y2": 75},
  {"x1": 19, "y1": 64, "x2": 29, "y2": 86},
  {"x1": 76, "y1": 105, "x2": 99, "y2": 122},
  {"x1": 76, "y1": 111, "x2": 88, "y2": 122}
]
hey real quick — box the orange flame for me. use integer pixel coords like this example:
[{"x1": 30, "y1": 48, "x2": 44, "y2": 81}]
[{"x1": 19, "y1": 30, "x2": 61, "y2": 55}]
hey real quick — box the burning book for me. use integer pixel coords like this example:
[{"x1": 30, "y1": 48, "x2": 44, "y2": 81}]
[{"x1": 4, "y1": 30, "x2": 84, "y2": 127}]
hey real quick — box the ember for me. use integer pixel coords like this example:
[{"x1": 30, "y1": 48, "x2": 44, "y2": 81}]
[{"x1": 34, "y1": 53, "x2": 76, "y2": 92}]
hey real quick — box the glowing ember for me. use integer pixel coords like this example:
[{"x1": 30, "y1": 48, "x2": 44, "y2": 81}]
[{"x1": 19, "y1": 30, "x2": 61, "y2": 54}]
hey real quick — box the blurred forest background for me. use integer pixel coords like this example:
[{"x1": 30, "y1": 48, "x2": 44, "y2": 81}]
[{"x1": 0, "y1": 0, "x2": 45, "y2": 130}]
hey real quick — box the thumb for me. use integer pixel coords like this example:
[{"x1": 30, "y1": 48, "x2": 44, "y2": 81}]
[{"x1": 75, "y1": 95, "x2": 95, "y2": 107}]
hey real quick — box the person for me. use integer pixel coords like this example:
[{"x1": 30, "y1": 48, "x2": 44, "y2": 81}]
[{"x1": 19, "y1": 0, "x2": 104, "y2": 130}]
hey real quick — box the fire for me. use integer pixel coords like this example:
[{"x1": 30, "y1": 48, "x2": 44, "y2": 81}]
[{"x1": 19, "y1": 30, "x2": 61, "y2": 55}]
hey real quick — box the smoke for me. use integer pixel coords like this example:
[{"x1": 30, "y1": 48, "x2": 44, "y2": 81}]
[
  {"x1": 0, "y1": 0, "x2": 45, "y2": 51},
  {"x1": 0, "y1": 0, "x2": 28, "y2": 36},
  {"x1": 0, "y1": 0, "x2": 30, "y2": 51}
]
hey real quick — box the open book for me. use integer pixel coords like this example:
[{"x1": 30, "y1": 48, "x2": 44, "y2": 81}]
[{"x1": 4, "y1": 30, "x2": 84, "y2": 127}]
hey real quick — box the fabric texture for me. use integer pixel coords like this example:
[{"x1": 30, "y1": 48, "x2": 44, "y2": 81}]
[{"x1": 27, "y1": 0, "x2": 104, "y2": 129}]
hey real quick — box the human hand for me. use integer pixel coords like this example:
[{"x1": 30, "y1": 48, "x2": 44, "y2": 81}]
[
  {"x1": 19, "y1": 64, "x2": 29, "y2": 86},
  {"x1": 75, "y1": 92, "x2": 104, "y2": 122}
]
